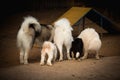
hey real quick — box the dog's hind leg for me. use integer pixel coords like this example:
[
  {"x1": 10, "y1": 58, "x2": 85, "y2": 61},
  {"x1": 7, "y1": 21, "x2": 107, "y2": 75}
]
[
  {"x1": 47, "y1": 52, "x2": 53, "y2": 66},
  {"x1": 52, "y1": 48, "x2": 57, "y2": 64},
  {"x1": 95, "y1": 51, "x2": 100, "y2": 60},
  {"x1": 24, "y1": 48, "x2": 30, "y2": 64},
  {"x1": 81, "y1": 50, "x2": 88, "y2": 60},
  {"x1": 20, "y1": 48, "x2": 24, "y2": 64},
  {"x1": 40, "y1": 51, "x2": 46, "y2": 66},
  {"x1": 65, "y1": 44, "x2": 71, "y2": 60},
  {"x1": 57, "y1": 44, "x2": 63, "y2": 61},
  {"x1": 66, "y1": 48, "x2": 71, "y2": 60}
]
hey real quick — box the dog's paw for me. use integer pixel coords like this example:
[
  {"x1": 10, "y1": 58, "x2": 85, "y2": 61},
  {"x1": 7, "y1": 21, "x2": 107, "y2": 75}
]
[
  {"x1": 40, "y1": 62, "x2": 45, "y2": 66},
  {"x1": 47, "y1": 62, "x2": 52, "y2": 66},
  {"x1": 80, "y1": 56, "x2": 87, "y2": 60},
  {"x1": 72, "y1": 58, "x2": 76, "y2": 60},
  {"x1": 78, "y1": 58, "x2": 82, "y2": 62},
  {"x1": 96, "y1": 57, "x2": 100, "y2": 60},
  {"x1": 24, "y1": 61, "x2": 28, "y2": 65},
  {"x1": 68, "y1": 57, "x2": 72, "y2": 60},
  {"x1": 59, "y1": 57, "x2": 63, "y2": 61},
  {"x1": 59, "y1": 59, "x2": 63, "y2": 62},
  {"x1": 20, "y1": 61, "x2": 24, "y2": 64}
]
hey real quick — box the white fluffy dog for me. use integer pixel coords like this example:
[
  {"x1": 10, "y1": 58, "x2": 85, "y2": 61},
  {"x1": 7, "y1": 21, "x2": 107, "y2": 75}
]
[
  {"x1": 17, "y1": 16, "x2": 41, "y2": 64},
  {"x1": 78, "y1": 28, "x2": 102, "y2": 60},
  {"x1": 54, "y1": 18, "x2": 73, "y2": 61},
  {"x1": 40, "y1": 41, "x2": 57, "y2": 66}
]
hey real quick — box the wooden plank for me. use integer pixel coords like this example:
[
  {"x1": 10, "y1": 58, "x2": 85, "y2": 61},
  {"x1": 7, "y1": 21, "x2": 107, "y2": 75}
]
[{"x1": 53, "y1": 7, "x2": 92, "y2": 25}]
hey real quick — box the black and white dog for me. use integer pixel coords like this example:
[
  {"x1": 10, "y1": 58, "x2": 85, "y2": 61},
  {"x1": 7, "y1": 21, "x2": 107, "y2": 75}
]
[{"x1": 70, "y1": 38, "x2": 83, "y2": 59}]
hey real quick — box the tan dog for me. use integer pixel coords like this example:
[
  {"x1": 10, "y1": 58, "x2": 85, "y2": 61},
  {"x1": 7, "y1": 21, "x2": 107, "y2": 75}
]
[{"x1": 40, "y1": 41, "x2": 57, "y2": 66}]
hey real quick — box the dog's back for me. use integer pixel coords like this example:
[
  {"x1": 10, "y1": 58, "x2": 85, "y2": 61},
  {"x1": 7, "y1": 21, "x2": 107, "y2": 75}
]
[{"x1": 54, "y1": 18, "x2": 73, "y2": 45}]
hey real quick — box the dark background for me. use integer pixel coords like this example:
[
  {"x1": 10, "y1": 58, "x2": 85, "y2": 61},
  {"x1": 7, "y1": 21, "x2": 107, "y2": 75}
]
[{"x1": 0, "y1": 0, "x2": 120, "y2": 23}]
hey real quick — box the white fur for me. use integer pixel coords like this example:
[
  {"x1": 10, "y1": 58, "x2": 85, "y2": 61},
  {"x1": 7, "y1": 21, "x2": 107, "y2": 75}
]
[
  {"x1": 17, "y1": 16, "x2": 41, "y2": 64},
  {"x1": 54, "y1": 18, "x2": 73, "y2": 61},
  {"x1": 40, "y1": 41, "x2": 57, "y2": 66},
  {"x1": 21, "y1": 16, "x2": 41, "y2": 33},
  {"x1": 78, "y1": 28, "x2": 102, "y2": 59},
  {"x1": 76, "y1": 52, "x2": 80, "y2": 58}
]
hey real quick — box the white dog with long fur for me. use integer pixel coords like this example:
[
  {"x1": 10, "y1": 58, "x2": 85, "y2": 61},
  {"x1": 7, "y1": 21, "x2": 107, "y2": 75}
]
[
  {"x1": 78, "y1": 28, "x2": 102, "y2": 60},
  {"x1": 17, "y1": 16, "x2": 41, "y2": 64},
  {"x1": 40, "y1": 41, "x2": 57, "y2": 66},
  {"x1": 54, "y1": 18, "x2": 73, "y2": 61}
]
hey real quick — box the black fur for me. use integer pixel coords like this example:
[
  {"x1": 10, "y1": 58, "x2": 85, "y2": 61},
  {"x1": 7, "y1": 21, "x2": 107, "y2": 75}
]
[
  {"x1": 29, "y1": 23, "x2": 40, "y2": 37},
  {"x1": 70, "y1": 38, "x2": 83, "y2": 59},
  {"x1": 29, "y1": 23, "x2": 35, "y2": 29},
  {"x1": 29, "y1": 23, "x2": 40, "y2": 48}
]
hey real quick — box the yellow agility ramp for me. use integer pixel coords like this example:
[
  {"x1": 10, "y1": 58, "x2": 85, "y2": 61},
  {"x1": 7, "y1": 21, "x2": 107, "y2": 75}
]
[
  {"x1": 56, "y1": 7, "x2": 92, "y2": 26},
  {"x1": 53, "y1": 7, "x2": 120, "y2": 33}
]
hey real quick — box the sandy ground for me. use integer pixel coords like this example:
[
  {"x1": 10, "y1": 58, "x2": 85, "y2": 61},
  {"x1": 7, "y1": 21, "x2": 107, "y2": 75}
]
[
  {"x1": 0, "y1": 9, "x2": 120, "y2": 80},
  {"x1": 0, "y1": 57, "x2": 120, "y2": 80}
]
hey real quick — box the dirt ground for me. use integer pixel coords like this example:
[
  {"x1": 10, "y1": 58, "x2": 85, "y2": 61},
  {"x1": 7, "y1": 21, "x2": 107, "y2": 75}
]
[{"x1": 0, "y1": 9, "x2": 120, "y2": 80}]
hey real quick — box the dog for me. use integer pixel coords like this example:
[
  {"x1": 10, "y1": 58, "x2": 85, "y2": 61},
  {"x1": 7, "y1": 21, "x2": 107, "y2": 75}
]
[
  {"x1": 34, "y1": 24, "x2": 54, "y2": 48},
  {"x1": 54, "y1": 18, "x2": 73, "y2": 61},
  {"x1": 17, "y1": 16, "x2": 41, "y2": 64},
  {"x1": 70, "y1": 38, "x2": 83, "y2": 60},
  {"x1": 78, "y1": 28, "x2": 102, "y2": 60},
  {"x1": 40, "y1": 41, "x2": 57, "y2": 66}
]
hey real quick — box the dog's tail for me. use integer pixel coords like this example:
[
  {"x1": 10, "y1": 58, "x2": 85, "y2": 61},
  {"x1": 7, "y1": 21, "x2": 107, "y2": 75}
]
[
  {"x1": 54, "y1": 18, "x2": 73, "y2": 31},
  {"x1": 21, "y1": 16, "x2": 41, "y2": 33},
  {"x1": 47, "y1": 25, "x2": 54, "y2": 41}
]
